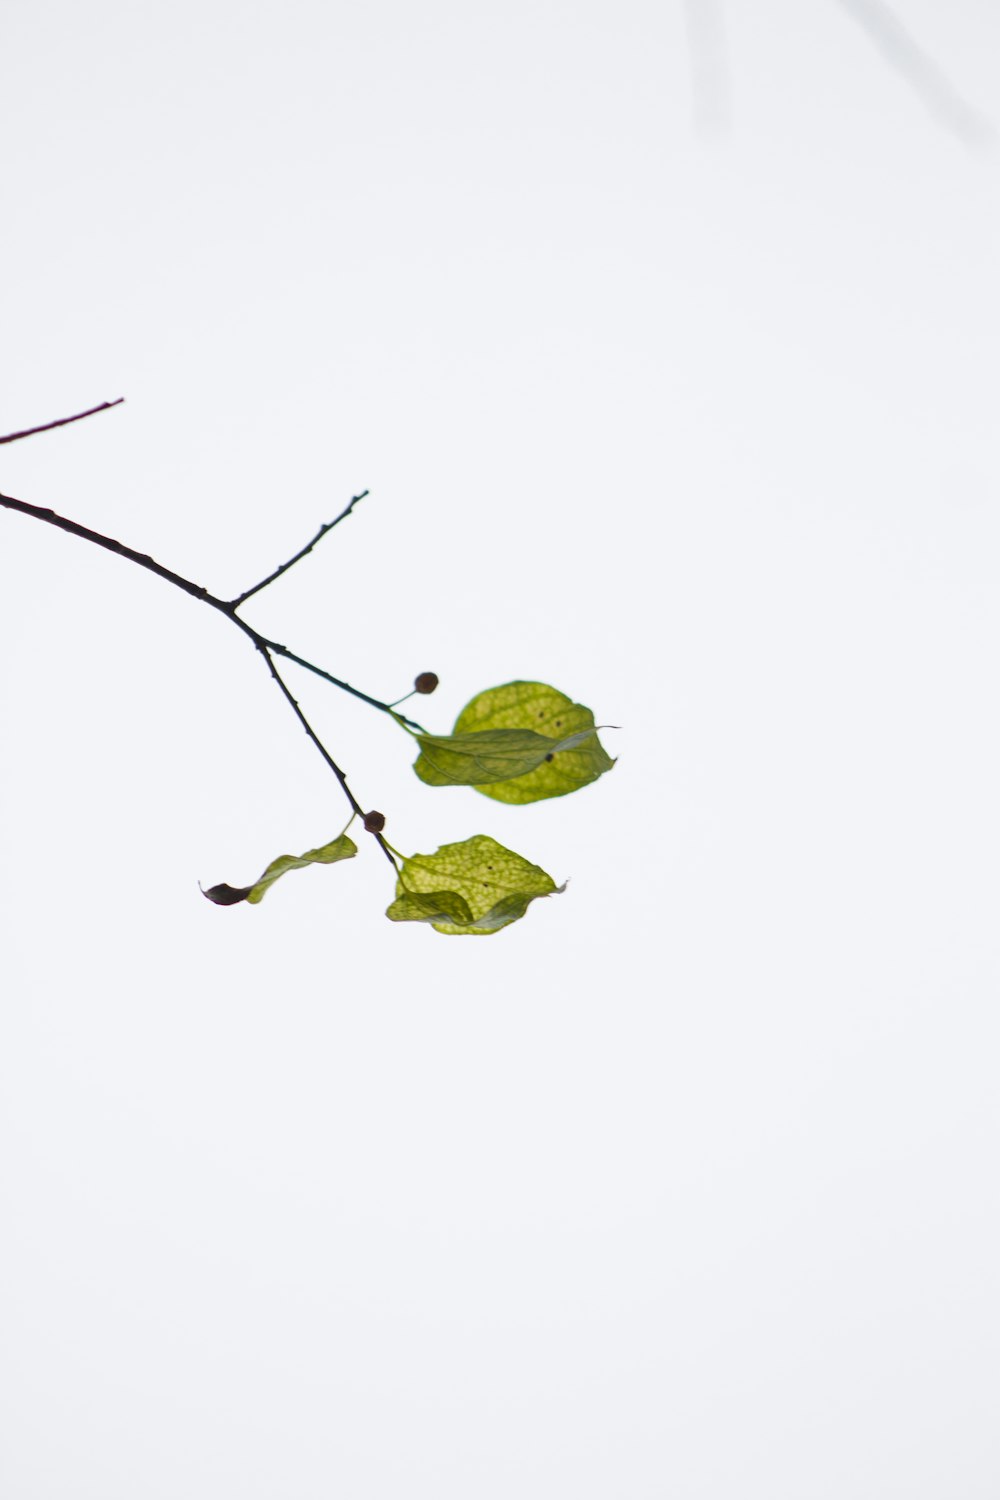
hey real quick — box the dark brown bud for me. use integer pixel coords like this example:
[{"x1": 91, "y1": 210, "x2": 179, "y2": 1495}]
[
  {"x1": 414, "y1": 672, "x2": 439, "y2": 695},
  {"x1": 363, "y1": 810, "x2": 386, "y2": 833}
]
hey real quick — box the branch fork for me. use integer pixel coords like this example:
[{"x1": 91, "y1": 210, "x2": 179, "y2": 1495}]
[{"x1": 0, "y1": 399, "x2": 421, "y2": 870}]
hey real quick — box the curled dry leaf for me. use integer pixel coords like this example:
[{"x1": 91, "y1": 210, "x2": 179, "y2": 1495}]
[{"x1": 202, "y1": 832, "x2": 357, "y2": 906}]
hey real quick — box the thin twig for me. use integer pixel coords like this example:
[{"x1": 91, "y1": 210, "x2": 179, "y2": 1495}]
[
  {"x1": 0, "y1": 490, "x2": 422, "y2": 725},
  {"x1": 0, "y1": 399, "x2": 124, "y2": 447},
  {"x1": 262, "y1": 641, "x2": 426, "y2": 732},
  {"x1": 0, "y1": 487, "x2": 405, "y2": 842},
  {"x1": 0, "y1": 490, "x2": 228, "y2": 614},
  {"x1": 258, "y1": 647, "x2": 398, "y2": 869},
  {"x1": 231, "y1": 491, "x2": 369, "y2": 608}
]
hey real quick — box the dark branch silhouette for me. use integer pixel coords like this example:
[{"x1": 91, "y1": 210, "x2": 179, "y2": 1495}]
[
  {"x1": 1, "y1": 399, "x2": 610, "y2": 932},
  {"x1": 0, "y1": 401, "x2": 418, "y2": 868},
  {"x1": 232, "y1": 490, "x2": 369, "y2": 608},
  {"x1": 835, "y1": 0, "x2": 993, "y2": 144},
  {"x1": 0, "y1": 489, "x2": 426, "y2": 732},
  {"x1": 0, "y1": 399, "x2": 124, "y2": 446}
]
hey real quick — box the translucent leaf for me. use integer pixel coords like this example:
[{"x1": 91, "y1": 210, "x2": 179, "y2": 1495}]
[
  {"x1": 385, "y1": 834, "x2": 564, "y2": 936},
  {"x1": 414, "y1": 724, "x2": 598, "y2": 787},
  {"x1": 202, "y1": 832, "x2": 357, "y2": 907},
  {"x1": 413, "y1": 681, "x2": 614, "y2": 803}
]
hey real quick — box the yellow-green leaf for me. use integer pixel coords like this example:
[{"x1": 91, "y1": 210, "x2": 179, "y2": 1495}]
[
  {"x1": 414, "y1": 724, "x2": 599, "y2": 787},
  {"x1": 413, "y1": 681, "x2": 614, "y2": 803},
  {"x1": 386, "y1": 834, "x2": 564, "y2": 935},
  {"x1": 202, "y1": 832, "x2": 357, "y2": 907}
]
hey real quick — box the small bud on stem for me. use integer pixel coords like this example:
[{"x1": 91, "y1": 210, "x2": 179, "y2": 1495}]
[
  {"x1": 414, "y1": 672, "x2": 439, "y2": 695},
  {"x1": 363, "y1": 810, "x2": 386, "y2": 833}
]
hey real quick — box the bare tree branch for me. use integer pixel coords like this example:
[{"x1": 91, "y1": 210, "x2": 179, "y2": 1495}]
[
  {"x1": 231, "y1": 491, "x2": 369, "y2": 608},
  {"x1": 0, "y1": 486, "x2": 415, "y2": 860},
  {"x1": 0, "y1": 399, "x2": 124, "y2": 447}
]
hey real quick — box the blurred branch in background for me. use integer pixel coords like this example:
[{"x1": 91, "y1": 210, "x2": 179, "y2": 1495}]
[
  {"x1": 682, "y1": 0, "x2": 731, "y2": 139},
  {"x1": 835, "y1": 0, "x2": 994, "y2": 145}
]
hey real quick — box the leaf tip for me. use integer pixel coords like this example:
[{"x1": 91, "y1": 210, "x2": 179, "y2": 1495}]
[{"x1": 200, "y1": 881, "x2": 252, "y2": 907}]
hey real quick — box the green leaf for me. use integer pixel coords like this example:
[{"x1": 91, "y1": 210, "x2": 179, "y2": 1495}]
[
  {"x1": 413, "y1": 681, "x2": 615, "y2": 803},
  {"x1": 202, "y1": 832, "x2": 357, "y2": 907},
  {"x1": 386, "y1": 834, "x2": 564, "y2": 935},
  {"x1": 414, "y1": 724, "x2": 598, "y2": 787}
]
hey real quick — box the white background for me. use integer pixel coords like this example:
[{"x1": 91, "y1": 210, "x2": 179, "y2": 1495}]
[{"x1": 2, "y1": 2, "x2": 999, "y2": 1495}]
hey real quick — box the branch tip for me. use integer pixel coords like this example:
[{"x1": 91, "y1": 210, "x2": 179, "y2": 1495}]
[{"x1": 0, "y1": 399, "x2": 125, "y2": 447}]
